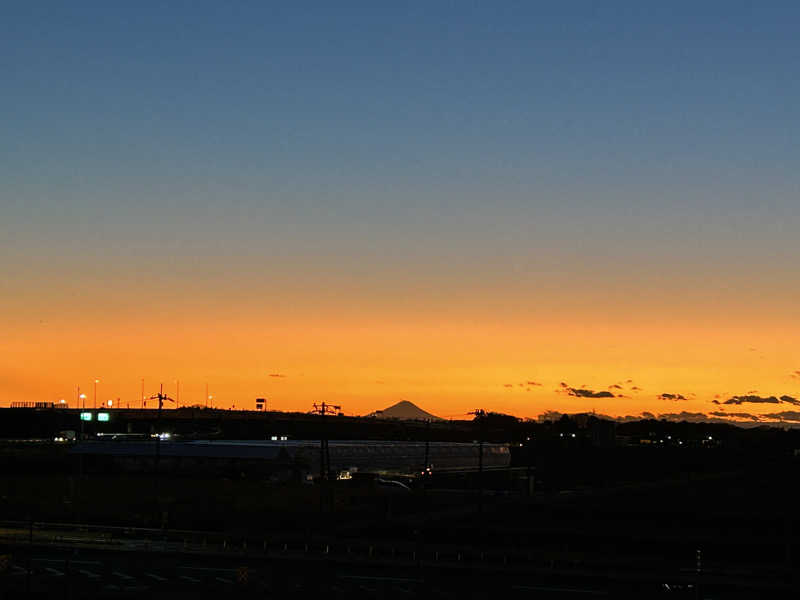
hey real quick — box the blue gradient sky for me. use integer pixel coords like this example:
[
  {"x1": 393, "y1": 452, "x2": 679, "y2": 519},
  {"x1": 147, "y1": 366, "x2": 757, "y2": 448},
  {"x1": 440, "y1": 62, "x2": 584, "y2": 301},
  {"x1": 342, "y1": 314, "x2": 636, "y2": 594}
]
[{"x1": 2, "y1": 2, "x2": 800, "y2": 416}]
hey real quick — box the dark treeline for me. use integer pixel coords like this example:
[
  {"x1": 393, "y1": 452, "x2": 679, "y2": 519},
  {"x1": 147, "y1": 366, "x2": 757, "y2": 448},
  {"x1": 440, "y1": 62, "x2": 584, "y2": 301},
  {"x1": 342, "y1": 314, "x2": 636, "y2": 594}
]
[{"x1": 2, "y1": 407, "x2": 800, "y2": 452}]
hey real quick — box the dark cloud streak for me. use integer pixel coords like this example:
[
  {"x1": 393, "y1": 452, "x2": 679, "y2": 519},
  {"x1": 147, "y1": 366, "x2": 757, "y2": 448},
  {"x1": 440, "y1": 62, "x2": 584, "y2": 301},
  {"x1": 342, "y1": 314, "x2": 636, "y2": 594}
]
[
  {"x1": 722, "y1": 395, "x2": 799, "y2": 406},
  {"x1": 566, "y1": 387, "x2": 615, "y2": 398},
  {"x1": 709, "y1": 410, "x2": 760, "y2": 421},
  {"x1": 658, "y1": 393, "x2": 688, "y2": 401}
]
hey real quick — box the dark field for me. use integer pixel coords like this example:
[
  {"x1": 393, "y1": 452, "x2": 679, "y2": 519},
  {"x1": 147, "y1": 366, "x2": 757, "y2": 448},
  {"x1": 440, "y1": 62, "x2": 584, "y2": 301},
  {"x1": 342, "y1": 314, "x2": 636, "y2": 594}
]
[{"x1": 1, "y1": 410, "x2": 798, "y2": 598}]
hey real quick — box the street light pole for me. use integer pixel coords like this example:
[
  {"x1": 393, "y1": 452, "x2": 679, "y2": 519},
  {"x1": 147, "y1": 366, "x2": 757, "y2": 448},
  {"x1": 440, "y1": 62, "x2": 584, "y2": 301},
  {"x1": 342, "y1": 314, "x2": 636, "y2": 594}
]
[
  {"x1": 93, "y1": 379, "x2": 99, "y2": 410},
  {"x1": 77, "y1": 388, "x2": 87, "y2": 438}
]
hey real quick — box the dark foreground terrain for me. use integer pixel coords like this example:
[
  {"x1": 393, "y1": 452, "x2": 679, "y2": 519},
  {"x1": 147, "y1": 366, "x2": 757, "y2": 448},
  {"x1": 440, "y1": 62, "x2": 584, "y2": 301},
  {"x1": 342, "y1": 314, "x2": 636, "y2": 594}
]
[{"x1": 1, "y1": 411, "x2": 798, "y2": 598}]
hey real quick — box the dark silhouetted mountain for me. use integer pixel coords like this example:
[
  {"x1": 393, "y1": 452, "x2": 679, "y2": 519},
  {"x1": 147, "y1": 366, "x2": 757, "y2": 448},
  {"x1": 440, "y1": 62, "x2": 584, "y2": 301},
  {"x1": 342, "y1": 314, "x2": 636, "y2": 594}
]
[{"x1": 366, "y1": 400, "x2": 442, "y2": 421}]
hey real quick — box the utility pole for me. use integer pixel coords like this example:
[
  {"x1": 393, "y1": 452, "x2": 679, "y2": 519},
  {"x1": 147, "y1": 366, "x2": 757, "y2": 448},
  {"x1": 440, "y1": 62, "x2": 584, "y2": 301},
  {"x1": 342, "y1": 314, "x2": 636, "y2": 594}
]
[
  {"x1": 423, "y1": 418, "x2": 431, "y2": 473},
  {"x1": 525, "y1": 434, "x2": 534, "y2": 497},
  {"x1": 141, "y1": 379, "x2": 145, "y2": 409},
  {"x1": 468, "y1": 409, "x2": 487, "y2": 514},
  {"x1": 311, "y1": 402, "x2": 341, "y2": 513},
  {"x1": 695, "y1": 548, "x2": 702, "y2": 600},
  {"x1": 77, "y1": 385, "x2": 85, "y2": 493},
  {"x1": 150, "y1": 383, "x2": 174, "y2": 462},
  {"x1": 149, "y1": 383, "x2": 174, "y2": 525},
  {"x1": 422, "y1": 418, "x2": 432, "y2": 521}
]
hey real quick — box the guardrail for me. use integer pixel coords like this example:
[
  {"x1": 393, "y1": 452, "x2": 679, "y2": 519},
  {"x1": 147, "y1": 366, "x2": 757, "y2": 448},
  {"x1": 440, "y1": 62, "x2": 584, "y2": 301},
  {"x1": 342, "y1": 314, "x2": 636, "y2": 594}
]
[{"x1": 0, "y1": 519, "x2": 791, "y2": 585}]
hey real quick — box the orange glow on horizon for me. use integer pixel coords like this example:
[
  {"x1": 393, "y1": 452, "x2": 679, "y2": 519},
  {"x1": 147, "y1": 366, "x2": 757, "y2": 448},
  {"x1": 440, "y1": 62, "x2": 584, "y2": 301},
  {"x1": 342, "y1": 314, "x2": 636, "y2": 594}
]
[{"x1": 3, "y1": 287, "x2": 799, "y2": 421}]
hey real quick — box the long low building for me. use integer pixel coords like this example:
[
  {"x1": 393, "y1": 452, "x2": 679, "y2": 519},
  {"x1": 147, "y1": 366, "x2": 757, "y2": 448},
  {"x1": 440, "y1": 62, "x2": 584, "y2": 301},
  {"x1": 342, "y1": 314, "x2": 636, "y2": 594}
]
[{"x1": 70, "y1": 439, "x2": 511, "y2": 478}]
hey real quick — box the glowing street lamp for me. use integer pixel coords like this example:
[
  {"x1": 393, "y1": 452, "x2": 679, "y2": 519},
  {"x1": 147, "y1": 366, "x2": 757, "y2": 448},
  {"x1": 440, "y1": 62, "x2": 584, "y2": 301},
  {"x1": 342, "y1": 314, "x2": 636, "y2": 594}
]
[{"x1": 94, "y1": 379, "x2": 99, "y2": 409}]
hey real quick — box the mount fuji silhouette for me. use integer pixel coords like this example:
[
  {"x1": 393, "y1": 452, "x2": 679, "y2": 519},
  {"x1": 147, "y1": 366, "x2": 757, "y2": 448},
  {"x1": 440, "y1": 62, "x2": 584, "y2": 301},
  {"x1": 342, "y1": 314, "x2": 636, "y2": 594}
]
[{"x1": 366, "y1": 400, "x2": 442, "y2": 421}]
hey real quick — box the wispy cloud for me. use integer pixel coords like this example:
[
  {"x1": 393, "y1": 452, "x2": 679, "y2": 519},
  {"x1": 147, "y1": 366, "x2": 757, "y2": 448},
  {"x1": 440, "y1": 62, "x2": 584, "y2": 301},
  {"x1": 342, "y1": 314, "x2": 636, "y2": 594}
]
[
  {"x1": 503, "y1": 380, "x2": 542, "y2": 389},
  {"x1": 656, "y1": 411, "x2": 711, "y2": 423},
  {"x1": 761, "y1": 410, "x2": 800, "y2": 422},
  {"x1": 658, "y1": 393, "x2": 688, "y2": 401},
  {"x1": 562, "y1": 386, "x2": 615, "y2": 398},
  {"x1": 269, "y1": 373, "x2": 287, "y2": 378},
  {"x1": 709, "y1": 410, "x2": 760, "y2": 421},
  {"x1": 722, "y1": 394, "x2": 800, "y2": 406}
]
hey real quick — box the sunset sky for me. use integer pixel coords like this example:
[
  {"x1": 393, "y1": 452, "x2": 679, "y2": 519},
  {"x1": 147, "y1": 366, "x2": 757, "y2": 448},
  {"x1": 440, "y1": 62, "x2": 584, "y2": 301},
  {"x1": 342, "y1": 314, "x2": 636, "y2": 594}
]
[{"x1": 2, "y1": 2, "x2": 800, "y2": 420}]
